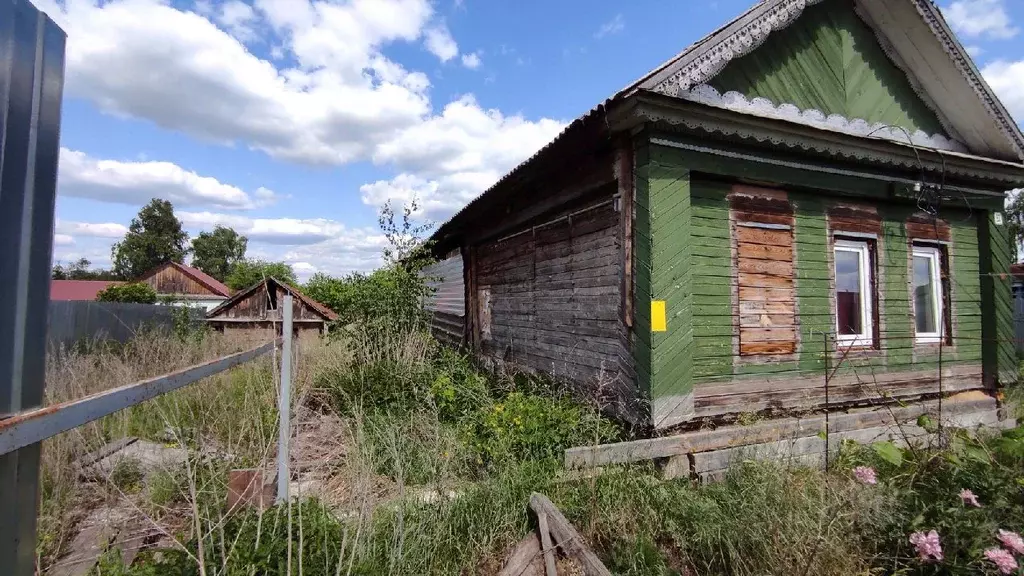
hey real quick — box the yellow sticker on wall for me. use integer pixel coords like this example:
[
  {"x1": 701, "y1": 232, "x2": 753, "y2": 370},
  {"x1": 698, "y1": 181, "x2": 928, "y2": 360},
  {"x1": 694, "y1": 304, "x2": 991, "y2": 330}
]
[{"x1": 651, "y1": 300, "x2": 667, "y2": 332}]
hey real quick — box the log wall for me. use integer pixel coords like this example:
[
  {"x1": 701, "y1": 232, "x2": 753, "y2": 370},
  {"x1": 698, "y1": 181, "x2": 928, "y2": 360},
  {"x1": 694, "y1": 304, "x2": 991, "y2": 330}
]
[{"x1": 472, "y1": 194, "x2": 637, "y2": 416}]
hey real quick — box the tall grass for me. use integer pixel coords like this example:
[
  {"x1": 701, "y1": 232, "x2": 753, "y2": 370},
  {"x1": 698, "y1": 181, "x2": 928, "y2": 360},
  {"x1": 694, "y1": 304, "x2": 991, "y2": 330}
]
[{"x1": 36, "y1": 327, "x2": 1024, "y2": 576}]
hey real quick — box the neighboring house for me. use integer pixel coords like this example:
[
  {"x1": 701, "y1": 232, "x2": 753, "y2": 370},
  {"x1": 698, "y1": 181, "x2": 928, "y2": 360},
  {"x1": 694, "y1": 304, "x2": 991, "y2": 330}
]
[
  {"x1": 50, "y1": 280, "x2": 123, "y2": 301},
  {"x1": 426, "y1": 0, "x2": 1023, "y2": 431},
  {"x1": 138, "y1": 262, "x2": 232, "y2": 311},
  {"x1": 1011, "y1": 263, "x2": 1024, "y2": 297},
  {"x1": 205, "y1": 277, "x2": 338, "y2": 339}
]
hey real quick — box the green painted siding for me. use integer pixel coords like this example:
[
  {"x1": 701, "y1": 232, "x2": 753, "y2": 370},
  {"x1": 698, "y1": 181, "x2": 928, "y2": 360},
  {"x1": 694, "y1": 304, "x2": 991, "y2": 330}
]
[
  {"x1": 633, "y1": 143, "x2": 696, "y2": 427},
  {"x1": 979, "y1": 212, "x2": 1017, "y2": 385},
  {"x1": 688, "y1": 174, "x2": 982, "y2": 383},
  {"x1": 636, "y1": 139, "x2": 1013, "y2": 425},
  {"x1": 710, "y1": 0, "x2": 946, "y2": 137}
]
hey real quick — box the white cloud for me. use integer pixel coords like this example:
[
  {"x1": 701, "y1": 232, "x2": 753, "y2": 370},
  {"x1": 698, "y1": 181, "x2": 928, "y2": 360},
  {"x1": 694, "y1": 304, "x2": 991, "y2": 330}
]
[
  {"x1": 461, "y1": 51, "x2": 482, "y2": 70},
  {"x1": 180, "y1": 211, "x2": 365, "y2": 246},
  {"x1": 365, "y1": 95, "x2": 564, "y2": 220},
  {"x1": 37, "y1": 0, "x2": 435, "y2": 165},
  {"x1": 41, "y1": 0, "x2": 567, "y2": 260},
  {"x1": 965, "y1": 44, "x2": 984, "y2": 57},
  {"x1": 594, "y1": 14, "x2": 625, "y2": 39},
  {"x1": 54, "y1": 234, "x2": 75, "y2": 246},
  {"x1": 942, "y1": 0, "x2": 1017, "y2": 39},
  {"x1": 215, "y1": 0, "x2": 259, "y2": 42},
  {"x1": 424, "y1": 23, "x2": 458, "y2": 62},
  {"x1": 981, "y1": 60, "x2": 1024, "y2": 122},
  {"x1": 58, "y1": 148, "x2": 279, "y2": 209},
  {"x1": 56, "y1": 220, "x2": 129, "y2": 238},
  {"x1": 177, "y1": 211, "x2": 387, "y2": 274}
]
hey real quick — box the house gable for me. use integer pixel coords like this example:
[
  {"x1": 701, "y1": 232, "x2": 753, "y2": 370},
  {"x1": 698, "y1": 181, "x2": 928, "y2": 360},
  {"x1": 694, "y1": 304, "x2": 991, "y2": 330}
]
[
  {"x1": 635, "y1": 0, "x2": 1024, "y2": 161},
  {"x1": 708, "y1": 0, "x2": 946, "y2": 138}
]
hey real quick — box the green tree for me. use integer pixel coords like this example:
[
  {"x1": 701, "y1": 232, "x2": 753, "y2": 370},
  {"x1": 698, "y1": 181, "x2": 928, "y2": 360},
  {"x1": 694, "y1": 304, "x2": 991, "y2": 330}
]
[
  {"x1": 191, "y1": 226, "x2": 248, "y2": 282},
  {"x1": 225, "y1": 259, "x2": 296, "y2": 290},
  {"x1": 52, "y1": 258, "x2": 120, "y2": 281},
  {"x1": 111, "y1": 199, "x2": 189, "y2": 279},
  {"x1": 96, "y1": 282, "x2": 158, "y2": 304},
  {"x1": 1006, "y1": 192, "x2": 1024, "y2": 261}
]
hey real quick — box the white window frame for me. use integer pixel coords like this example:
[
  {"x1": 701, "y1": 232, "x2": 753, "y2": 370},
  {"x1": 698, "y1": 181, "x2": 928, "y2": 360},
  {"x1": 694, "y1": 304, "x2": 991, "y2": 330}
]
[
  {"x1": 912, "y1": 245, "x2": 944, "y2": 344},
  {"x1": 833, "y1": 239, "x2": 874, "y2": 347}
]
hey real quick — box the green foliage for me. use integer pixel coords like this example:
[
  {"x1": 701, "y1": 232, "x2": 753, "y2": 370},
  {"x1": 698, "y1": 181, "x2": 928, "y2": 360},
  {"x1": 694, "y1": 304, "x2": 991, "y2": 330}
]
[
  {"x1": 225, "y1": 259, "x2": 296, "y2": 290},
  {"x1": 96, "y1": 282, "x2": 158, "y2": 303},
  {"x1": 429, "y1": 347, "x2": 490, "y2": 424},
  {"x1": 171, "y1": 305, "x2": 208, "y2": 343},
  {"x1": 190, "y1": 226, "x2": 248, "y2": 282},
  {"x1": 467, "y1": 391, "x2": 619, "y2": 464},
  {"x1": 110, "y1": 457, "x2": 144, "y2": 493},
  {"x1": 835, "y1": 428, "x2": 1024, "y2": 575},
  {"x1": 51, "y1": 257, "x2": 119, "y2": 280},
  {"x1": 112, "y1": 199, "x2": 189, "y2": 279}
]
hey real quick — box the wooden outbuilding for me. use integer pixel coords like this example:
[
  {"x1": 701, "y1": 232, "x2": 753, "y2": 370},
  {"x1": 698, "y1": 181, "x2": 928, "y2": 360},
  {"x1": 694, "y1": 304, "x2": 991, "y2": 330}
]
[
  {"x1": 139, "y1": 262, "x2": 232, "y2": 311},
  {"x1": 425, "y1": 0, "x2": 1023, "y2": 431},
  {"x1": 205, "y1": 277, "x2": 337, "y2": 339}
]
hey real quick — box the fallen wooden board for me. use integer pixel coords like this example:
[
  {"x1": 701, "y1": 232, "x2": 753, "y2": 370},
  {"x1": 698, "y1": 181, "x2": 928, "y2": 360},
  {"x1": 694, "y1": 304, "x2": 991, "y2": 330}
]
[
  {"x1": 565, "y1": 396, "x2": 997, "y2": 469},
  {"x1": 498, "y1": 533, "x2": 544, "y2": 576},
  {"x1": 529, "y1": 493, "x2": 611, "y2": 576}
]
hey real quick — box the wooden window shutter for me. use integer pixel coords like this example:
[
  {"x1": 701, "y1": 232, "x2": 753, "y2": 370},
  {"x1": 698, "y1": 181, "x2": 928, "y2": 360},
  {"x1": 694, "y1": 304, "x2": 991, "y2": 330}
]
[{"x1": 731, "y1": 187, "x2": 797, "y2": 356}]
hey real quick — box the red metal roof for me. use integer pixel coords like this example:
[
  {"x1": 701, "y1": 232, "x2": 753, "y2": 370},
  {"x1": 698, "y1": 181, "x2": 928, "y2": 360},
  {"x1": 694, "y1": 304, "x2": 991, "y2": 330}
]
[{"x1": 50, "y1": 280, "x2": 124, "y2": 301}]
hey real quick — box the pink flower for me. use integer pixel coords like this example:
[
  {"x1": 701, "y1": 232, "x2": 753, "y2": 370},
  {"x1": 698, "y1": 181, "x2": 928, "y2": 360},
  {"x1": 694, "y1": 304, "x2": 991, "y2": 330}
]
[
  {"x1": 909, "y1": 530, "x2": 944, "y2": 562},
  {"x1": 853, "y1": 466, "x2": 877, "y2": 485},
  {"x1": 959, "y1": 488, "x2": 982, "y2": 508},
  {"x1": 998, "y1": 530, "x2": 1024, "y2": 556},
  {"x1": 985, "y1": 548, "x2": 1019, "y2": 574}
]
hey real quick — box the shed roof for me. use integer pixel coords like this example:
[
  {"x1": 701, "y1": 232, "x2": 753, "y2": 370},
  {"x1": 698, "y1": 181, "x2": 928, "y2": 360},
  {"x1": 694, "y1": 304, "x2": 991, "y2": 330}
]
[
  {"x1": 205, "y1": 277, "x2": 338, "y2": 321},
  {"x1": 50, "y1": 280, "x2": 123, "y2": 301},
  {"x1": 430, "y1": 0, "x2": 1024, "y2": 249},
  {"x1": 139, "y1": 262, "x2": 232, "y2": 297}
]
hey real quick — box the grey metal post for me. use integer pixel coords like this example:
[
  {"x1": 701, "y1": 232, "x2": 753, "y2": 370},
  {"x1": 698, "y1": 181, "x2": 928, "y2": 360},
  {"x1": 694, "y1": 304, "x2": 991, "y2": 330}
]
[
  {"x1": 276, "y1": 294, "x2": 293, "y2": 503},
  {"x1": 0, "y1": 2, "x2": 66, "y2": 574}
]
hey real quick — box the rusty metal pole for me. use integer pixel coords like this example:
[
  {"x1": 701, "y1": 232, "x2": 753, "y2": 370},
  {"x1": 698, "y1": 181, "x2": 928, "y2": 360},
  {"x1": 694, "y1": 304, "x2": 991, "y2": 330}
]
[{"x1": 0, "y1": 1, "x2": 66, "y2": 573}]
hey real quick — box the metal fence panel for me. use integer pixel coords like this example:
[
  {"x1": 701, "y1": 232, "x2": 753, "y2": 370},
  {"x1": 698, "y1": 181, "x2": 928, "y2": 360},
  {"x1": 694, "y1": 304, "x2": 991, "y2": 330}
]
[
  {"x1": 0, "y1": 1, "x2": 66, "y2": 573},
  {"x1": 46, "y1": 301, "x2": 206, "y2": 350}
]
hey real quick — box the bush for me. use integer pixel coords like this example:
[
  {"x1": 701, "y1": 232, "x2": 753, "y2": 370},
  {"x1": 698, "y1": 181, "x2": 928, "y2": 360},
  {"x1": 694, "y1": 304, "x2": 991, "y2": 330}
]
[
  {"x1": 835, "y1": 426, "x2": 1024, "y2": 575},
  {"x1": 467, "y1": 390, "x2": 619, "y2": 464},
  {"x1": 96, "y1": 282, "x2": 158, "y2": 303}
]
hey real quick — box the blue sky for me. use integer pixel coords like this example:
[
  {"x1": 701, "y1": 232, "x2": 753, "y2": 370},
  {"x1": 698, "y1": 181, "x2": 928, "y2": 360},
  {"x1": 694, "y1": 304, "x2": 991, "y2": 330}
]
[{"x1": 37, "y1": 0, "x2": 1024, "y2": 280}]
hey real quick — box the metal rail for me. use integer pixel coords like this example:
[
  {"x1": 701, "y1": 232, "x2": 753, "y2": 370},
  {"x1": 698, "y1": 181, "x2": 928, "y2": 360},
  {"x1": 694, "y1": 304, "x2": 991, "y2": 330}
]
[{"x1": 0, "y1": 340, "x2": 278, "y2": 456}]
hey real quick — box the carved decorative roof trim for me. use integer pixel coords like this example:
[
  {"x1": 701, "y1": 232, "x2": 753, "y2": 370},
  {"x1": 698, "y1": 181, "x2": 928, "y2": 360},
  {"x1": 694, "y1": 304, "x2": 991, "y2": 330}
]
[
  {"x1": 632, "y1": 99, "x2": 1024, "y2": 186},
  {"x1": 907, "y1": 0, "x2": 1024, "y2": 158},
  {"x1": 651, "y1": 0, "x2": 826, "y2": 96},
  {"x1": 682, "y1": 85, "x2": 970, "y2": 153}
]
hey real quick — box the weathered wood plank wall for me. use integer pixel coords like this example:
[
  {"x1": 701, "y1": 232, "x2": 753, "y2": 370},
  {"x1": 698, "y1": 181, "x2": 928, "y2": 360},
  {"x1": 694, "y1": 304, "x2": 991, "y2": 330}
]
[
  {"x1": 473, "y1": 193, "x2": 637, "y2": 415},
  {"x1": 142, "y1": 266, "x2": 217, "y2": 296}
]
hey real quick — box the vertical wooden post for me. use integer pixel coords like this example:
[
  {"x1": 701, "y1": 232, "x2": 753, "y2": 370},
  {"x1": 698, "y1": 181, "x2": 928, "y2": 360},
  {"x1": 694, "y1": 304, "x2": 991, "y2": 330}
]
[{"x1": 538, "y1": 512, "x2": 558, "y2": 576}]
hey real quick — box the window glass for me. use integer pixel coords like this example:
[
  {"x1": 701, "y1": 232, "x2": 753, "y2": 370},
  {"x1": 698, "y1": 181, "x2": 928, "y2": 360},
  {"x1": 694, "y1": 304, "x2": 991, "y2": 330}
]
[
  {"x1": 912, "y1": 246, "x2": 944, "y2": 342},
  {"x1": 835, "y1": 249, "x2": 863, "y2": 335},
  {"x1": 833, "y1": 239, "x2": 873, "y2": 346}
]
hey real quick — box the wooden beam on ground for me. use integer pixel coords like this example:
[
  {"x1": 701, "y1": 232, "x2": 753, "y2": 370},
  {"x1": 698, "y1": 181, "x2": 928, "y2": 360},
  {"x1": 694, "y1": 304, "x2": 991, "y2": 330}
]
[
  {"x1": 529, "y1": 493, "x2": 611, "y2": 576},
  {"x1": 564, "y1": 396, "x2": 997, "y2": 469}
]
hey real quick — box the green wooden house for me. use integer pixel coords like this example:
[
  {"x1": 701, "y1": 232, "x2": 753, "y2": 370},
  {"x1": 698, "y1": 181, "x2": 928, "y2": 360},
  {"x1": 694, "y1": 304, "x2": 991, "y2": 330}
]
[{"x1": 426, "y1": 0, "x2": 1023, "y2": 431}]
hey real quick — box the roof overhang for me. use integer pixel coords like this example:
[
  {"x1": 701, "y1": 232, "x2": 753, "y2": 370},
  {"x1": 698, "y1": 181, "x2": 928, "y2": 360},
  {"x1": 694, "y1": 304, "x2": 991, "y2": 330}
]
[{"x1": 627, "y1": 92, "x2": 1024, "y2": 190}]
